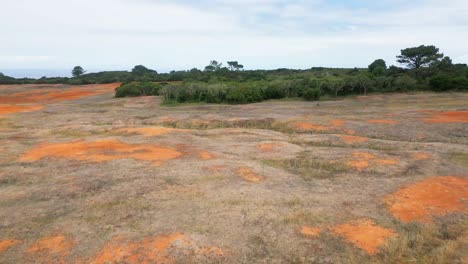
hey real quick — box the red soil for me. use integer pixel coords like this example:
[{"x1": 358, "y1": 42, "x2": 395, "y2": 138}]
[
  {"x1": 329, "y1": 119, "x2": 345, "y2": 126},
  {"x1": 376, "y1": 159, "x2": 399, "y2": 165},
  {"x1": 385, "y1": 176, "x2": 468, "y2": 223},
  {"x1": 300, "y1": 226, "x2": 321, "y2": 237},
  {"x1": 413, "y1": 152, "x2": 431, "y2": 160},
  {"x1": 338, "y1": 135, "x2": 368, "y2": 143},
  {"x1": 0, "y1": 105, "x2": 43, "y2": 115},
  {"x1": 91, "y1": 233, "x2": 224, "y2": 264},
  {"x1": 27, "y1": 234, "x2": 75, "y2": 263},
  {"x1": 19, "y1": 139, "x2": 182, "y2": 166},
  {"x1": 198, "y1": 151, "x2": 216, "y2": 160},
  {"x1": 331, "y1": 219, "x2": 396, "y2": 255},
  {"x1": 0, "y1": 83, "x2": 120, "y2": 104},
  {"x1": 91, "y1": 233, "x2": 185, "y2": 264},
  {"x1": 238, "y1": 167, "x2": 264, "y2": 182},
  {"x1": 257, "y1": 143, "x2": 281, "y2": 152},
  {"x1": 423, "y1": 111, "x2": 468, "y2": 123},
  {"x1": 0, "y1": 239, "x2": 21, "y2": 253},
  {"x1": 347, "y1": 152, "x2": 399, "y2": 171},
  {"x1": 367, "y1": 119, "x2": 399, "y2": 125},
  {"x1": 294, "y1": 122, "x2": 328, "y2": 131}
]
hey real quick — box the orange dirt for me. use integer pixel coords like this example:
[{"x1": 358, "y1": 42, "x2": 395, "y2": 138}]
[
  {"x1": 294, "y1": 122, "x2": 328, "y2": 131},
  {"x1": 0, "y1": 239, "x2": 21, "y2": 253},
  {"x1": 91, "y1": 233, "x2": 185, "y2": 264},
  {"x1": 198, "y1": 151, "x2": 216, "y2": 160},
  {"x1": 367, "y1": 119, "x2": 399, "y2": 124},
  {"x1": 347, "y1": 160, "x2": 370, "y2": 171},
  {"x1": 329, "y1": 119, "x2": 345, "y2": 126},
  {"x1": 205, "y1": 165, "x2": 227, "y2": 173},
  {"x1": 19, "y1": 139, "x2": 182, "y2": 166},
  {"x1": 300, "y1": 226, "x2": 321, "y2": 237},
  {"x1": 91, "y1": 233, "x2": 223, "y2": 264},
  {"x1": 0, "y1": 83, "x2": 120, "y2": 104},
  {"x1": 376, "y1": 159, "x2": 399, "y2": 165},
  {"x1": 385, "y1": 176, "x2": 468, "y2": 223},
  {"x1": 257, "y1": 143, "x2": 280, "y2": 152},
  {"x1": 0, "y1": 105, "x2": 43, "y2": 115},
  {"x1": 238, "y1": 167, "x2": 264, "y2": 183},
  {"x1": 27, "y1": 234, "x2": 75, "y2": 263},
  {"x1": 120, "y1": 127, "x2": 180, "y2": 137},
  {"x1": 423, "y1": 111, "x2": 468, "y2": 123},
  {"x1": 352, "y1": 152, "x2": 376, "y2": 160},
  {"x1": 331, "y1": 219, "x2": 396, "y2": 255},
  {"x1": 339, "y1": 135, "x2": 368, "y2": 143},
  {"x1": 413, "y1": 152, "x2": 431, "y2": 160}
]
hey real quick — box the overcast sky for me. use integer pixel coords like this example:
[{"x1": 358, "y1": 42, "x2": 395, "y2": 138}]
[{"x1": 1, "y1": 0, "x2": 467, "y2": 77}]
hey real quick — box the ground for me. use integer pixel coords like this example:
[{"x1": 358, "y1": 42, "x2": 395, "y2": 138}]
[{"x1": 0, "y1": 84, "x2": 467, "y2": 263}]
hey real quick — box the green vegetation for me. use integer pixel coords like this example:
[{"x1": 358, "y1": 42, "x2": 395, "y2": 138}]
[{"x1": 1, "y1": 45, "x2": 466, "y2": 105}]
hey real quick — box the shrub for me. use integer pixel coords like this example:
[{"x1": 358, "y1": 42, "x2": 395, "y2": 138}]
[
  {"x1": 115, "y1": 82, "x2": 162, "y2": 98},
  {"x1": 226, "y1": 84, "x2": 263, "y2": 104},
  {"x1": 302, "y1": 88, "x2": 321, "y2": 101}
]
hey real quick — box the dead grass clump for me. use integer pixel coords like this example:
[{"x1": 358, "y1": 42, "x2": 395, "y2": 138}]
[
  {"x1": 449, "y1": 153, "x2": 468, "y2": 167},
  {"x1": 385, "y1": 176, "x2": 468, "y2": 223},
  {"x1": 264, "y1": 152, "x2": 349, "y2": 180}
]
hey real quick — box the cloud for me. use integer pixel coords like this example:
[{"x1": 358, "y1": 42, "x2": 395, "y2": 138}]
[{"x1": 0, "y1": 0, "x2": 466, "y2": 75}]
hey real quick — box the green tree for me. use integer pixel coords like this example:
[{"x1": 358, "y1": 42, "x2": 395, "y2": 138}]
[
  {"x1": 131, "y1": 65, "x2": 157, "y2": 76},
  {"x1": 72, "y1": 66, "x2": 85, "y2": 77},
  {"x1": 204, "y1": 60, "x2": 222, "y2": 72},
  {"x1": 397, "y1": 45, "x2": 444, "y2": 69},
  {"x1": 368, "y1": 59, "x2": 387, "y2": 75},
  {"x1": 227, "y1": 61, "x2": 244, "y2": 71}
]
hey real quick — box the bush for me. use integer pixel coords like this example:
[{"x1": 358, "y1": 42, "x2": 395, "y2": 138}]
[
  {"x1": 302, "y1": 88, "x2": 321, "y2": 101},
  {"x1": 430, "y1": 75, "x2": 468, "y2": 91},
  {"x1": 226, "y1": 84, "x2": 263, "y2": 104},
  {"x1": 115, "y1": 82, "x2": 162, "y2": 98}
]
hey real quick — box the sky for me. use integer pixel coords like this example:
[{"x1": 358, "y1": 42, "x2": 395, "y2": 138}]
[{"x1": 1, "y1": 0, "x2": 467, "y2": 78}]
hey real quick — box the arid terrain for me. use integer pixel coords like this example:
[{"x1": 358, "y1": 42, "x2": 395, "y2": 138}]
[{"x1": 0, "y1": 84, "x2": 467, "y2": 263}]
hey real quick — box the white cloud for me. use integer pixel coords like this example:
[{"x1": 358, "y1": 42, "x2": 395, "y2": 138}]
[{"x1": 0, "y1": 0, "x2": 466, "y2": 75}]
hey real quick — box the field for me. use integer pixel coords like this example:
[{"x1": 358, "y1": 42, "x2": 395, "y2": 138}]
[{"x1": 0, "y1": 84, "x2": 467, "y2": 263}]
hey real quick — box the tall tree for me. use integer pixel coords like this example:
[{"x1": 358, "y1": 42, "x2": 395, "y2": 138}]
[
  {"x1": 72, "y1": 66, "x2": 85, "y2": 77},
  {"x1": 397, "y1": 45, "x2": 444, "y2": 69},
  {"x1": 204, "y1": 60, "x2": 222, "y2": 72},
  {"x1": 368, "y1": 59, "x2": 387, "y2": 75},
  {"x1": 227, "y1": 61, "x2": 244, "y2": 71}
]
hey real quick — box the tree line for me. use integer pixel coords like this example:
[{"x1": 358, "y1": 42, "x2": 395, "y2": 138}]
[{"x1": 1, "y1": 45, "x2": 467, "y2": 104}]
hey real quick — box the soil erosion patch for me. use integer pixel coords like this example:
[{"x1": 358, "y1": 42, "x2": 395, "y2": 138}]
[
  {"x1": 0, "y1": 239, "x2": 21, "y2": 253},
  {"x1": 27, "y1": 234, "x2": 75, "y2": 263},
  {"x1": 120, "y1": 127, "x2": 181, "y2": 137},
  {"x1": 331, "y1": 219, "x2": 396, "y2": 255},
  {"x1": 423, "y1": 111, "x2": 468, "y2": 123},
  {"x1": 238, "y1": 167, "x2": 264, "y2": 182},
  {"x1": 0, "y1": 105, "x2": 43, "y2": 115},
  {"x1": 385, "y1": 176, "x2": 468, "y2": 223},
  {"x1": 20, "y1": 139, "x2": 182, "y2": 166},
  {"x1": 367, "y1": 119, "x2": 399, "y2": 124}
]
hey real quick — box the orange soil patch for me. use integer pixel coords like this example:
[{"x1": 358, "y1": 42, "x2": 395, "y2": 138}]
[
  {"x1": 238, "y1": 167, "x2": 264, "y2": 183},
  {"x1": 294, "y1": 122, "x2": 328, "y2": 131},
  {"x1": 413, "y1": 152, "x2": 431, "y2": 160},
  {"x1": 205, "y1": 165, "x2": 227, "y2": 173},
  {"x1": 376, "y1": 159, "x2": 399, "y2": 165},
  {"x1": 91, "y1": 233, "x2": 223, "y2": 264},
  {"x1": 300, "y1": 226, "x2": 321, "y2": 237},
  {"x1": 0, "y1": 239, "x2": 21, "y2": 253},
  {"x1": 367, "y1": 119, "x2": 399, "y2": 124},
  {"x1": 331, "y1": 219, "x2": 396, "y2": 255},
  {"x1": 0, "y1": 83, "x2": 119, "y2": 104},
  {"x1": 385, "y1": 176, "x2": 468, "y2": 223},
  {"x1": 347, "y1": 160, "x2": 369, "y2": 171},
  {"x1": 27, "y1": 234, "x2": 75, "y2": 263},
  {"x1": 198, "y1": 151, "x2": 216, "y2": 160},
  {"x1": 423, "y1": 111, "x2": 468, "y2": 123},
  {"x1": 120, "y1": 127, "x2": 179, "y2": 137},
  {"x1": 329, "y1": 119, "x2": 345, "y2": 126},
  {"x1": 257, "y1": 143, "x2": 280, "y2": 152},
  {"x1": 0, "y1": 105, "x2": 43, "y2": 115},
  {"x1": 339, "y1": 135, "x2": 368, "y2": 144},
  {"x1": 19, "y1": 139, "x2": 182, "y2": 166},
  {"x1": 352, "y1": 152, "x2": 376, "y2": 160}
]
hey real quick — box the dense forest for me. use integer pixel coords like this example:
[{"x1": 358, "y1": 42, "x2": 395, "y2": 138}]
[{"x1": 1, "y1": 45, "x2": 467, "y2": 104}]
